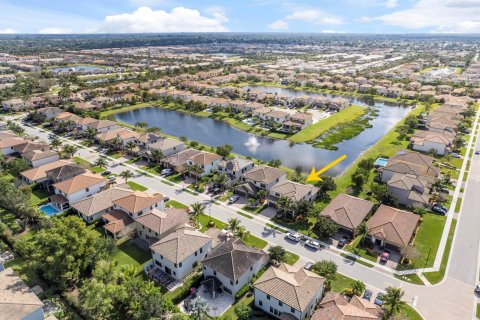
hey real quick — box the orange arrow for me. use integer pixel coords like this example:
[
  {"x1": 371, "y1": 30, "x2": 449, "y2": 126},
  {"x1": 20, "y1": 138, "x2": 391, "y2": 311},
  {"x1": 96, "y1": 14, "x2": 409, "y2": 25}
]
[{"x1": 306, "y1": 154, "x2": 347, "y2": 182}]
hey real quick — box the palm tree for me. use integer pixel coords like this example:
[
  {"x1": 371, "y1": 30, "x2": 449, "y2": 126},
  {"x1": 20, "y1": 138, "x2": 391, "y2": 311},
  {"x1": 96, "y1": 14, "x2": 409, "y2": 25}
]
[
  {"x1": 383, "y1": 287, "x2": 406, "y2": 319},
  {"x1": 227, "y1": 217, "x2": 241, "y2": 234},
  {"x1": 190, "y1": 202, "x2": 205, "y2": 223},
  {"x1": 49, "y1": 136, "x2": 62, "y2": 151},
  {"x1": 313, "y1": 260, "x2": 337, "y2": 291},
  {"x1": 149, "y1": 149, "x2": 164, "y2": 164},
  {"x1": 277, "y1": 196, "x2": 292, "y2": 215},
  {"x1": 257, "y1": 189, "x2": 268, "y2": 203},
  {"x1": 247, "y1": 197, "x2": 257, "y2": 208},
  {"x1": 135, "y1": 121, "x2": 148, "y2": 132},
  {"x1": 350, "y1": 280, "x2": 366, "y2": 297},
  {"x1": 125, "y1": 141, "x2": 136, "y2": 154},
  {"x1": 62, "y1": 144, "x2": 78, "y2": 158},
  {"x1": 355, "y1": 222, "x2": 369, "y2": 246},
  {"x1": 146, "y1": 126, "x2": 161, "y2": 134},
  {"x1": 213, "y1": 173, "x2": 228, "y2": 191},
  {"x1": 94, "y1": 157, "x2": 108, "y2": 171},
  {"x1": 84, "y1": 128, "x2": 97, "y2": 142},
  {"x1": 120, "y1": 170, "x2": 134, "y2": 183},
  {"x1": 190, "y1": 164, "x2": 204, "y2": 183},
  {"x1": 236, "y1": 226, "x2": 250, "y2": 240}
]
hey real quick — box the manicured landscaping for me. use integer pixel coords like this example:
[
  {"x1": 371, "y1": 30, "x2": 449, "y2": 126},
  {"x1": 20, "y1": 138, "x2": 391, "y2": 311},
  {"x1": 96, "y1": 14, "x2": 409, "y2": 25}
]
[
  {"x1": 73, "y1": 156, "x2": 91, "y2": 168},
  {"x1": 330, "y1": 273, "x2": 356, "y2": 293},
  {"x1": 29, "y1": 189, "x2": 51, "y2": 206},
  {"x1": 289, "y1": 105, "x2": 367, "y2": 143},
  {"x1": 395, "y1": 273, "x2": 424, "y2": 285},
  {"x1": 283, "y1": 250, "x2": 300, "y2": 266},
  {"x1": 408, "y1": 214, "x2": 446, "y2": 269},
  {"x1": 111, "y1": 241, "x2": 151, "y2": 271},
  {"x1": 165, "y1": 199, "x2": 189, "y2": 209},
  {"x1": 127, "y1": 181, "x2": 148, "y2": 191},
  {"x1": 423, "y1": 219, "x2": 457, "y2": 284},
  {"x1": 455, "y1": 197, "x2": 462, "y2": 213},
  {"x1": 340, "y1": 253, "x2": 374, "y2": 268},
  {"x1": 399, "y1": 304, "x2": 424, "y2": 320},
  {"x1": 344, "y1": 236, "x2": 378, "y2": 262}
]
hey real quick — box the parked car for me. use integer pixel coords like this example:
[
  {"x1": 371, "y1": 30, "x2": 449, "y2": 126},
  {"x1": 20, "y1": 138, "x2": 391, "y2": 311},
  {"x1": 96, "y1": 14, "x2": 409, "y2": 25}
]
[
  {"x1": 304, "y1": 262, "x2": 314, "y2": 271},
  {"x1": 363, "y1": 289, "x2": 373, "y2": 301},
  {"x1": 101, "y1": 171, "x2": 111, "y2": 176},
  {"x1": 305, "y1": 239, "x2": 321, "y2": 250},
  {"x1": 161, "y1": 168, "x2": 173, "y2": 176},
  {"x1": 164, "y1": 197, "x2": 170, "y2": 203},
  {"x1": 380, "y1": 251, "x2": 390, "y2": 263},
  {"x1": 209, "y1": 184, "x2": 220, "y2": 192},
  {"x1": 374, "y1": 293, "x2": 385, "y2": 306},
  {"x1": 432, "y1": 204, "x2": 447, "y2": 215},
  {"x1": 338, "y1": 236, "x2": 349, "y2": 248},
  {"x1": 286, "y1": 232, "x2": 302, "y2": 242},
  {"x1": 452, "y1": 153, "x2": 461, "y2": 158},
  {"x1": 108, "y1": 176, "x2": 116, "y2": 182},
  {"x1": 475, "y1": 284, "x2": 480, "y2": 294},
  {"x1": 476, "y1": 150, "x2": 480, "y2": 155},
  {"x1": 212, "y1": 187, "x2": 221, "y2": 194},
  {"x1": 228, "y1": 195, "x2": 239, "y2": 204}
]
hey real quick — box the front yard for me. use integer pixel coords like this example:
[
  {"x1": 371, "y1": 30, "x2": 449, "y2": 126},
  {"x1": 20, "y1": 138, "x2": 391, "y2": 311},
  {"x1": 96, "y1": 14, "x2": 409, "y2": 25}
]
[{"x1": 127, "y1": 181, "x2": 148, "y2": 191}]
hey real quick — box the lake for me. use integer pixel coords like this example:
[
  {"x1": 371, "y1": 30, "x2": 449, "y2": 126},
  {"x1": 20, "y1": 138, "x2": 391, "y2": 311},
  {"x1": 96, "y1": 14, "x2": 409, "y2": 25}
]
[
  {"x1": 49, "y1": 65, "x2": 104, "y2": 73},
  {"x1": 115, "y1": 103, "x2": 410, "y2": 176}
]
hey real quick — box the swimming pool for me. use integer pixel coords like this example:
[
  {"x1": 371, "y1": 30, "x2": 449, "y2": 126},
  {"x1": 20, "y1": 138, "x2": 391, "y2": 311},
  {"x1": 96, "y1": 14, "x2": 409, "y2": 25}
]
[
  {"x1": 39, "y1": 203, "x2": 62, "y2": 217},
  {"x1": 374, "y1": 157, "x2": 389, "y2": 168}
]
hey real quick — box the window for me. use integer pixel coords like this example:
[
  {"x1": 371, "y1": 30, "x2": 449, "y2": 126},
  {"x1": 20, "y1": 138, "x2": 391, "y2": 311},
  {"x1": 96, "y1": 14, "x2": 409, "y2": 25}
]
[
  {"x1": 200, "y1": 248, "x2": 203, "y2": 253},
  {"x1": 160, "y1": 255, "x2": 163, "y2": 260},
  {"x1": 174, "y1": 263, "x2": 177, "y2": 268},
  {"x1": 236, "y1": 280, "x2": 238, "y2": 285},
  {"x1": 291, "y1": 307, "x2": 295, "y2": 313},
  {"x1": 270, "y1": 307, "x2": 273, "y2": 313},
  {"x1": 195, "y1": 251, "x2": 198, "y2": 256},
  {"x1": 267, "y1": 295, "x2": 270, "y2": 300},
  {"x1": 155, "y1": 232, "x2": 158, "y2": 237},
  {"x1": 279, "y1": 301, "x2": 283, "y2": 307},
  {"x1": 250, "y1": 266, "x2": 253, "y2": 271},
  {"x1": 86, "y1": 188, "x2": 89, "y2": 192},
  {"x1": 192, "y1": 262, "x2": 198, "y2": 268},
  {"x1": 259, "y1": 300, "x2": 263, "y2": 306},
  {"x1": 230, "y1": 280, "x2": 234, "y2": 285},
  {"x1": 179, "y1": 262, "x2": 182, "y2": 268},
  {"x1": 213, "y1": 271, "x2": 217, "y2": 276}
]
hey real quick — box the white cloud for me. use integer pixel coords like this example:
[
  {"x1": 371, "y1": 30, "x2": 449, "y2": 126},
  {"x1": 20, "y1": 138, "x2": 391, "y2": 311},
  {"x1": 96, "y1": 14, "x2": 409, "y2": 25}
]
[
  {"x1": 96, "y1": 6, "x2": 229, "y2": 33},
  {"x1": 38, "y1": 27, "x2": 72, "y2": 34},
  {"x1": 129, "y1": 0, "x2": 172, "y2": 6},
  {"x1": 204, "y1": 6, "x2": 229, "y2": 23},
  {"x1": 384, "y1": 0, "x2": 397, "y2": 8},
  {"x1": 0, "y1": 28, "x2": 17, "y2": 34},
  {"x1": 286, "y1": 9, "x2": 343, "y2": 25},
  {"x1": 321, "y1": 29, "x2": 343, "y2": 33},
  {"x1": 376, "y1": 0, "x2": 480, "y2": 33},
  {"x1": 269, "y1": 20, "x2": 289, "y2": 30},
  {"x1": 356, "y1": 16, "x2": 372, "y2": 23}
]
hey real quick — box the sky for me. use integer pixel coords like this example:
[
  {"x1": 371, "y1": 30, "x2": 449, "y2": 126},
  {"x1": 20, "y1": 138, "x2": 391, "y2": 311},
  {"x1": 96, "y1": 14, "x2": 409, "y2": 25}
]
[{"x1": 1, "y1": 0, "x2": 480, "y2": 34}]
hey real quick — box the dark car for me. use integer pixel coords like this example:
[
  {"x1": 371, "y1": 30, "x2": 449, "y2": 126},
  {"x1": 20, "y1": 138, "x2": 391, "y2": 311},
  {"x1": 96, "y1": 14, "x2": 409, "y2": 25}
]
[
  {"x1": 374, "y1": 293, "x2": 385, "y2": 306},
  {"x1": 380, "y1": 251, "x2": 390, "y2": 263},
  {"x1": 101, "y1": 171, "x2": 111, "y2": 176},
  {"x1": 164, "y1": 197, "x2": 170, "y2": 203},
  {"x1": 432, "y1": 204, "x2": 447, "y2": 215},
  {"x1": 476, "y1": 150, "x2": 480, "y2": 155},
  {"x1": 338, "y1": 237, "x2": 349, "y2": 248},
  {"x1": 209, "y1": 184, "x2": 220, "y2": 192},
  {"x1": 363, "y1": 289, "x2": 373, "y2": 301}
]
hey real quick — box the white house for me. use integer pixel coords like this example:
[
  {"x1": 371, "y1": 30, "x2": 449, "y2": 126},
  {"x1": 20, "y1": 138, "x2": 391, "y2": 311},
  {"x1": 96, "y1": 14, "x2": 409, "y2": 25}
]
[
  {"x1": 150, "y1": 224, "x2": 212, "y2": 280},
  {"x1": 135, "y1": 207, "x2": 188, "y2": 242},
  {"x1": 254, "y1": 263, "x2": 325, "y2": 320},
  {"x1": 2, "y1": 98, "x2": 27, "y2": 111},
  {"x1": 22, "y1": 149, "x2": 59, "y2": 168},
  {"x1": 0, "y1": 137, "x2": 27, "y2": 155},
  {"x1": 147, "y1": 138, "x2": 186, "y2": 157},
  {"x1": 87, "y1": 119, "x2": 119, "y2": 133},
  {"x1": 52, "y1": 172, "x2": 107, "y2": 208},
  {"x1": 112, "y1": 191, "x2": 164, "y2": 219},
  {"x1": 218, "y1": 157, "x2": 254, "y2": 179},
  {"x1": 410, "y1": 130, "x2": 454, "y2": 156},
  {"x1": 202, "y1": 238, "x2": 268, "y2": 296},
  {"x1": 186, "y1": 151, "x2": 222, "y2": 177}
]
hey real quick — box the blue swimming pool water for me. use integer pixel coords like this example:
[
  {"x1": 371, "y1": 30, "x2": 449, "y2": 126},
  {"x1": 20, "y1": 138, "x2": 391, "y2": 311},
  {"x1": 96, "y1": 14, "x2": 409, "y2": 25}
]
[
  {"x1": 39, "y1": 204, "x2": 61, "y2": 217},
  {"x1": 374, "y1": 157, "x2": 388, "y2": 167}
]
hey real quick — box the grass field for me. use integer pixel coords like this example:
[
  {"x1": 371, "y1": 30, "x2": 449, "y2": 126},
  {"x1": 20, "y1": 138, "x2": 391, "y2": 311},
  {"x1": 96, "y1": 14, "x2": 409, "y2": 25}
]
[
  {"x1": 289, "y1": 105, "x2": 367, "y2": 143},
  {"x1": 73, "y1": 156, "x2": 91, "y2": 168},
  {"x1": 165, "y1": 200, "x2": 189, "y2": 209},
  {"x1": 111, "y1": 241, "x2": 151, "y2": 271},
  {"x1": 408, "y1": 214, "x2": 446, "y2": 269},
  {"x1": 127, "y1": 181, "x2": 148, "y2": 191},
  {"x1": 284, "y1": 251, "x2": 300, "y2": 266},
  {"x1": 29, "y1": 189, "x2": 51, "y2": 206}
]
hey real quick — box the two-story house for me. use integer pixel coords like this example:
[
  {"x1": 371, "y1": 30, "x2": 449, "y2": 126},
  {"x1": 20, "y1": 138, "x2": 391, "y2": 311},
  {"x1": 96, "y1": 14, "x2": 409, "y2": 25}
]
[
  {"x1": 217, "y1": 157, "x2": 254, "y2": 179},
  {"x1": 135, "y1": 207, "x2": 188, "y2": 243},
  {"x1": 187, "y1": 151, "x2": 222, "y2": 178},
  {"x1": 51, "y1": 172, "x2": 107, "y2": 209},
  {"x1": 235, "y1": 165, "x2": 287, "y2": 198}
]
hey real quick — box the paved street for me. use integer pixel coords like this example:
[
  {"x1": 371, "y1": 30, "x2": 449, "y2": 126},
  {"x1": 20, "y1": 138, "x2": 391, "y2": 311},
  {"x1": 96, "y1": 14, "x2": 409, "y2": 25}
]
[{"x1": 18, "y1": 120, "x2": 480, "y2": 320}]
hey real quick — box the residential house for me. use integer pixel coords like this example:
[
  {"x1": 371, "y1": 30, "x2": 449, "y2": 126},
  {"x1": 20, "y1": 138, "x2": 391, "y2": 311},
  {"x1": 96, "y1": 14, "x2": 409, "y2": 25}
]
[
  {"x1": 282, "y1": 112, "x2": 313, "y2": 132},
  {"x1": 217, "y1": 157, "x2": 254, "y2": 179},
  {"x1": 237, "y1": 165, "x2": 287, "y2": 195},
  {"x1": 0, "y1": 268, "x2": 45, "y2": 320},
  {"x1": 386, "y1": 173, "x2": 430, "y2": 208},
  {"x1": 381, "y1": 150, "x2": 439, "y2": 184},
  {"x1": 13, "y1": 141, "x2": 50, "y2": 155},
  {"x1": 22, "y1": 149, "x2": 59, "y2": 167},
  {"x1": 186, "y1": 151, "x2": 222, "y2": 177},
  {"x1": 96, "y1": 128, "x2": 140, "y2": 148},
  {"x1": 36, "y1": 107, "x2": 62, "y2": 120},
  {"x1": 263, "y1": 110, "x2": 290, "y2": 125},
  {"x1": 150, "y1": 224, "x2": 212, "y2": 280},
  {"x1": 74, "y1": 117, "x2": 98, "y2": 131},
  {"x1": 328, "y1": 97, "x2": 349, "y2": 111},
  {"x1": 268, "y1": 180, "x2": 319, "y2": 208},
  {"x1": 202, "y1": 238, "x2": 269, "y2": 296},
  {"x1": 101, "y1": 209, "x2": 136, "y2": 239},
  {"x1": 410, "y1": 130, "x2": 454, "y2": 155},
  {"x1": 366, "y1": 204, "x2": 421, "y2": 250},
  {"x1": 312, "y1": 292, "x2": 381, "y2": 320},
  {"x1": 2, "y1": 98, "x2": 26, "y2": 111},
  {"x1": 52, "y1": 172, "x2": 107, "y2": 209},
  {"x1": 135, "y1": 207, "x2": 188, "y2": 242},
  {"x1": 320, "y1": 194, "x2": 374, "y2": 235},
  {"x1": 147, "y1": 138, "x2": 186, "y2": 158},
  {"x1": 86, "y1": 119, "x2": 118, "y2": 133},
  {"x1": 161, "y1": 148, "x2": 202, "y2": 173},
  {"x1": 254, "y1": 263, "x2": 325, "y2": 320},
  {"x1": 71, "y1": 187, "x2": 134, "y2": 222},
  {"x1": 0, "y1": 137, "x2": 28, "y2": 155},
  {"x1": 112, "y1": 191, "x2": 165, "y2": 219},
  {"x1": 45, "y1": 163, "x2": 87, "y2": 191},
  {"x1": 20, "y1": 160, "x2": 73, "y2": 185}
]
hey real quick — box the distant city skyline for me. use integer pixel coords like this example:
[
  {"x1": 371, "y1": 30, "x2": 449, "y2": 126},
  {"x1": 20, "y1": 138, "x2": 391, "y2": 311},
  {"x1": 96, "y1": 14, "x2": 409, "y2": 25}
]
[{"x1": 1, "y1": 0, "x2": 480, "y2": 35}]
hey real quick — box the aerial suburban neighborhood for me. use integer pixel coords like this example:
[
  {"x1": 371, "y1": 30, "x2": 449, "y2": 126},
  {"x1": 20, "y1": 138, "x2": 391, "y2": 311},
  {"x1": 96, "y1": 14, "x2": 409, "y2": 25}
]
[{"x1": 1, "y1": 2, "x2": 480, "y2": 320}]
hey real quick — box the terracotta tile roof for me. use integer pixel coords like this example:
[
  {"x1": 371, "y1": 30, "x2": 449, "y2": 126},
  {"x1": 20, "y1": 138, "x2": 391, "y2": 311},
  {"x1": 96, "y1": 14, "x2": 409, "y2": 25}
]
[
  {"x1": 367, "y1": 205, "x2": 420, "y2": 247},
  {"x1": 113, "y1": 192, "x2": 164, "y2": 214},
  {"x1": 188, "y1": 151, "x2": 222, "y2": 165},
  {"x1": 22, "y1": 149, "x2": 57, "y2": 161},
  {"x1": 321, "y1": 194, "x2": 374, "y2": 230},
  {"x1": 270, "y1": 180, "x2": 319, "y2": 202},
  {"x1": 13, "y1": 141, "x2": 49, "y2": 154},
  {"x1": 203, "y1": 238, "x2": 268, "y2": 281},
  {"x1": 71, "y1": 187, "x2": 133, "y2": 217},
  {"x1": 162, "y1": 148, "x2": 202, "y2": 167},
  {"x1": 313, "y1": 292, "x2": 380, "y2": 320},
  {"x1": 135, "y1": 207, "x2": 188, "y2": 234},
  {"x1": 254, "y1": 263, "x2": 325, "y2": 312},
  {"x1": 0, "y1": 268, "x2": 44, "y2": 320},
  {"x1": 87, "y1": 119, "x2": 117, "y2": 130},
  {"x1": 150, "y1": 224, "x2": 211, "y2": 263},
  {"x1": 383, "y1": 150, "x2": 439, "y2": 179},
  {"x1": 102, "y1": 209, "x2": 134, "y2": 234},
  {"x1": 21, "y1": 159, "x2": 73, "y2": 181},
  {"x1": 243, "y1": 165, "x2": 286, "y2": 185},
  {"x1": 0, "y1": 137, "x2": 27, "y2": 149},
  {"x1": 218, "y1": 157, "x2": 253, "y2": 172},
  {"x1": 96, "y1": 128, "x2": 139, "y2": 142},
  {"x1": 410, "y1": 130, "x2": 454, "y2": 146},
  {"x1": 148, "y1": 138, "x2": 185, "y2": 151},
  {"x1": 53, "y1": 172, "x2": 106, "y2": 195}
]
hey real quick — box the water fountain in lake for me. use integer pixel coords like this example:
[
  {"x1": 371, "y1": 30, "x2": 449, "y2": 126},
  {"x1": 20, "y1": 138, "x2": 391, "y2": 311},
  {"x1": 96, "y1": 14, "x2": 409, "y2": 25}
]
[{"x1": 244, "y1": 135, "x2": 260, "y2": 152}]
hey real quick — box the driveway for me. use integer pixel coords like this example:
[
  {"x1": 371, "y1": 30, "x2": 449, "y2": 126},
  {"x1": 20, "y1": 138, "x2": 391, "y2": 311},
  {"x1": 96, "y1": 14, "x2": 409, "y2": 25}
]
[{"x1": 258, "y1": 206, "x2": 277, "y2": 219}]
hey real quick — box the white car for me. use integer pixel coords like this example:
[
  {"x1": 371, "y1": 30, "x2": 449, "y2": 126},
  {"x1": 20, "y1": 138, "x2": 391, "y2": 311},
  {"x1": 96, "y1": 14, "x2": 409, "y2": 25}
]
[
  {"x1": 228, "y1": 195, "x2": 239, "y2": 204},
  {"x1": 305, "y1": 239, "x2": 321, "y2": 250},
  {"x1": 286, "y1": 232, "x2": 302, "y2": 242}
]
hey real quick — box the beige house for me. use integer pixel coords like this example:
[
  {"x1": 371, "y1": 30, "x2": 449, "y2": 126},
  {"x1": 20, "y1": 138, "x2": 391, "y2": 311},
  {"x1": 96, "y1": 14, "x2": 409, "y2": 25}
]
[
  {"x1": 312, "y1": 292, "x2": 381, "y2": 320},
  {"x1": 162, "y1": 148, "x2": 202, "y2": 173},
  {"x1": 268, "y1": 180, "x2": 319, "y2": 208},
  {"x1": 381, "y1": 150, "x2": 439, "y2": 184},
  {"x1": 386, "y1": 173, "x2": 430, "y2": 208},
  {"x1": 135, "y1": 207, "x2": 189, "y2": 243}
]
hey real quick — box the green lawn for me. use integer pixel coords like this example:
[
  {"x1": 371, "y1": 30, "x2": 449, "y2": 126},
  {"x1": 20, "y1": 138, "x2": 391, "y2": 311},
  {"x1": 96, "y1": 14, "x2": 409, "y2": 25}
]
[
  {"x1": 73, "y1": 156, "x2": 91, "y2": 168},
  {"x1": 399, "y1": 304, "x2": 424, "y2": 320},
  {"x1": 408, "y1": 214, "x2": 446, "y2": 269},
  {"x1": 29, "y1": 189, "x2": 51, "y2": 206},
  {"x1": 289, "y1": 105, "x2": 367, "y2": 143},
  {"x1": 330, "y1": 273, "x2": 356, "y2": 293},
  {"x1": 340, "y1": 253, "x2": 374, "y2": 268},
  {"x1": 284, "y1": 251, "x2": 300, "y2": 266},
  {"x1": 165, "y1": 200, "x2": 189, "y2": 209},
  {"x1": 89, "y1": 166, "x2": 104, "y2": 173},
  {"x1": 395, "y1": 273, "x2": 424, "y2": 285},
  {"x1": 111, "y1": 241, "x2": 151, "y2": 271},
  {"x1": 219, "y1": 295, "x2": 254, "y2": 320},
  {"x1": 455, "y1": 197, "x2": 463, "y2": 213},
  {"x1": 476, "y1": 303, "x2": 480, "y2": 319},
  {"x1": 242, "y1": 204, "x2": 267, "y2": 215},
  {"x1": 344, "y1": 236, "x2": 378, "y2": 262},
  {"x1": 423, "y1": 219, "x2": 457, "y2": 284},
  {"x1": 166, "y1": 173, "x2": 184, "y2": 183},
  {"x1": 127, "y1": 181, "x2": 148, "y2": 191}
]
